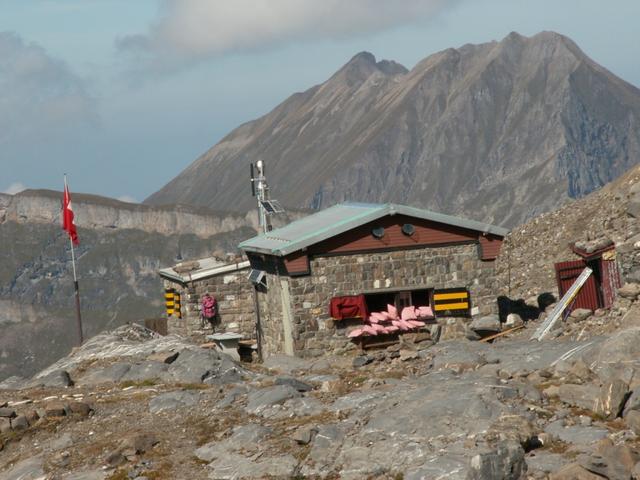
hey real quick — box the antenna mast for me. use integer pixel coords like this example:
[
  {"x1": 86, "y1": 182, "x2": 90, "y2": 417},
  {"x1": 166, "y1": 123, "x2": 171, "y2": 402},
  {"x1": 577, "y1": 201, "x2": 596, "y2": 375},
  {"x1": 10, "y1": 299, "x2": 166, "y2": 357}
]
[{"x1": 250, "y1": 160, "x2": 284, "y2": 234}]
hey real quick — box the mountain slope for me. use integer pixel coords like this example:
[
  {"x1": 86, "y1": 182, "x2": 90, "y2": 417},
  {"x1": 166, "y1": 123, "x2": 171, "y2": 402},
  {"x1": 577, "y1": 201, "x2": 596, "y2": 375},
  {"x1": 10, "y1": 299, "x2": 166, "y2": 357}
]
[
  {"x1": 145, "y1": 31, "x2": 640, "y2": 227},
  {"x1": 0, "y1": 191, "x2": 260, "y2": 381}
]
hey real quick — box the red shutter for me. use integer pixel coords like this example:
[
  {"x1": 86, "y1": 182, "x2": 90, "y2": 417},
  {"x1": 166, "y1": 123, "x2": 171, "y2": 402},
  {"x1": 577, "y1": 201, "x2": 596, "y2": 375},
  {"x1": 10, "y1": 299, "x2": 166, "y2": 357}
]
[{"x1": 554, "y1": 260, "x2": 600, "y2": 311}]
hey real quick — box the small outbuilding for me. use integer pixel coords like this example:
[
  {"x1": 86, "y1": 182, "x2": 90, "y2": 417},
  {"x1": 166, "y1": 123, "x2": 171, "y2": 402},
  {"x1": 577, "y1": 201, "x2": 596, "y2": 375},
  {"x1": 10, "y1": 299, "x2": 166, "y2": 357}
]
[
  {"x1": 158, "y1": 257, "x2": 255, "y2": 339},
  {"x1": 239, "y1": 202, "x2": 508, "y2": 358},
  {"x1": 554, "y1": 239, "x2": 621, "y2": 312}
]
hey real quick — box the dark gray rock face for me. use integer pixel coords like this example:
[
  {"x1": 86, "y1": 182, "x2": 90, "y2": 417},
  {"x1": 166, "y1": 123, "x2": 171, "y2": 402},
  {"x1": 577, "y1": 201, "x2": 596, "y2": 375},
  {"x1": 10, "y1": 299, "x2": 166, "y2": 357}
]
[
  {"x1": 28, "y1": 369, "x2": 73, "y2": 388},
  {"x1": 120, "y1": 361, "x2": 168, "y2": 382},
  {"x1": 148, "y1": 390, "x2": 200, "y2": 413},
  {"x1": 558, "y1": 384, "x2": 600, "y2": 411},
  {"x1": 0, "y1": 212, "x2": 256, "y2": 382},
  {"x1": 274, "y1": 376, "x2": 313, "y2": 392},
  {"x1": 0, "y1": 456, "x2": 45, "y2": 480},
  {"x1": 245, "y1": 385, "x2": 302, "y2": 415},
  {"x1": 470, "y1": 315, "x2": 502, "y2": 334},
  {"x1": 195, "y1": 423, "x2": 272, "y2": 462},
  {"x1": 467, "y1": 442, "x2": 527, "y2": 480},
  {"x1": 593, "y1": 328, "x2": 640, "y2": 377},
  {"x1": 206, "y1": 452, "x2": 299, "y2": 479},
  {"x1": 76, "y1": 363, "x2": 132, "y2": 386},
  {"x1": 146, "y1": 32, "x2": 640, "y2": 230},
  {"x1": 163, "y1": 348, "x2": 245, "y2": 385}
]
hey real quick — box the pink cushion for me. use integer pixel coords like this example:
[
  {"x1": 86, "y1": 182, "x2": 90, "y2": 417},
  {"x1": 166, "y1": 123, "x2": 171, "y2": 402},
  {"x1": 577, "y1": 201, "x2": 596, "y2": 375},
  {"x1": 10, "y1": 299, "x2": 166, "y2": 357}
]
[
  {"x1": 367, "y1": 316, "x2": 379, "y2": 324},
  {"x1": 405, "y1": 320, "x2": 418, "y2": 329},
  {"x1": 401, "y1": 306, "x2": 418, "y2": 321},
  {"x1": 396, "y1": 320, "x2": 410, "y2": 331},
  {"x1": 407, "y1": 320, "x2": 425, "y2": 328},
  {"x1": 371, "y1": 323, "x2": 386, "y2": 332},
  {"x1": 348, "y1": 328, "x2": 364, "y2": 338},
  {"x1": 387, "y1": 304, "x2": 398, "y2": 319},
  {"x1": 363, "y1": 325, "x2": 378, "y2": 336},
  {"x1": 386, "y1": 325, "x2": 399, "y2": 332},
  {"x1": 417, "y1": 306, "x2": 434, "y2": 318},
  {"x1": 370, "y1": 312, "x2": 386, "y2": 322}
]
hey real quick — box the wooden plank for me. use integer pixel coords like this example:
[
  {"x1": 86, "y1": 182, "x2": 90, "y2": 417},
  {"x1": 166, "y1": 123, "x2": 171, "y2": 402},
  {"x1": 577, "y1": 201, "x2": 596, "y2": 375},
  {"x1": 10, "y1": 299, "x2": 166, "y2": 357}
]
[
  {"x1": 362, "y1": 340, "x2": 398, "y2": 350},
  {"x1": 479, "y1": 325, "x2": 525, "y2": 343},
  {"x1": 532, "y1": 267, "x2": 593, "y2": 340}
]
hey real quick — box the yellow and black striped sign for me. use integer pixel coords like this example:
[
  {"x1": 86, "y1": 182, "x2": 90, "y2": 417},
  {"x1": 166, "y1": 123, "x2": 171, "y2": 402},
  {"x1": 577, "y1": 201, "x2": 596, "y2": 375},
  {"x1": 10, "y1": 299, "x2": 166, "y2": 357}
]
[
  {"x1": 433, "y1": 288, "x2": 471, "y2": 317},
  {"x1": 164, "y1": 288, "x2": 181, "y2": 318}
]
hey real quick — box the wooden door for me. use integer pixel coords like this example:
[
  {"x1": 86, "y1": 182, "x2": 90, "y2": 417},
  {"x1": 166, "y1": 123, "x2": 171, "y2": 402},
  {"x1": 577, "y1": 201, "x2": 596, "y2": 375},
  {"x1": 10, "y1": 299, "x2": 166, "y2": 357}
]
[{"x1": 555, "y1": 260, "x2": 601, "y2": 311}]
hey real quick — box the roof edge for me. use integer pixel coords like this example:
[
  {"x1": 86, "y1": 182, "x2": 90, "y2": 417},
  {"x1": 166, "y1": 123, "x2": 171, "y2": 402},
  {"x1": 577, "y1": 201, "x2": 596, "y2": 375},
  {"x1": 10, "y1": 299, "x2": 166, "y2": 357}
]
[
  {"x1": 239, "y1": 202, "x2": 509, "y2": 257},
  {"x1": 158, "y1": 260, "x2": 251, "y2": 284}
]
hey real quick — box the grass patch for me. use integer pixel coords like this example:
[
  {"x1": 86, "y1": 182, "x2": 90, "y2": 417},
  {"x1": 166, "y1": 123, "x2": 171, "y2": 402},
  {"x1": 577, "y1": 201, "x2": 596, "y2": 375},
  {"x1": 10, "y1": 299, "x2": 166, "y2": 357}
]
[
  {"x1": 142, "y1": 460, "x2": 174, "y2": 479},
  {"x1": 119, "y1": 378, "x2": 159, "y2": 388},
  {"x1": 175, "y1": 383, "x2": 208, "y2": 390},
  {"x1": 347, "y1": 375, "x2": 369, "y2": 386},
  {"x1": 378, "y1": 369, "x2": 406, "y2": 380},
  {"x1": 105, "y1": 470, "x2": 129, "y2": 480},
  {"x1": 542, "y1": 439, "x2": 570, "y2": 454},
  {"x1": 183, "y1": 410, "x2": 251, "y2": 447},
  {"x1": 568, "y1": 407, "x2": 607, "y2": 423},
  {"x1": 0, "y1": 416, "x2": 65, "y2": 450}
]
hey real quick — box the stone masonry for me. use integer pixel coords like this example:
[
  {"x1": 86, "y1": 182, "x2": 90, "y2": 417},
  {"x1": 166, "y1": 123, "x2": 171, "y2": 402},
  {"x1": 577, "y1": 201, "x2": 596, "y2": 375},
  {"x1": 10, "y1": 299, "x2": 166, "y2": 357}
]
[
  {"x1": 257, "y1": 244, "x2": 499, "y2": 357},
  {"x1": 164, "y1": 268, "x2": 255, "y2": 340}
]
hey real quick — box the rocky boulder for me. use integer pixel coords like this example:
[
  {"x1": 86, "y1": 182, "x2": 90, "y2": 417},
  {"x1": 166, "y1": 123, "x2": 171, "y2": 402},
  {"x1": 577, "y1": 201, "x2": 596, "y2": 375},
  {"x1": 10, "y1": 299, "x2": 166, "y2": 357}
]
[
  {"x1": 505, "y1": 313, "x2": 524, "y2": 328},
  {"x1": 568, "y1": 308, "x2": 593, "y2": 322},
  {"x1": 467, "y1": 442, "x2": 526, "y2": 480},
  {"x1": 470, "y1": 315, "x2": 502, "y2": 334},
  {"x1": 618, "y1": 283, "x2": 640, "y2": 300},
  {"x1": 28, "y1": 369, "x2": 73, "y2": 388},
  {"x1": 245, "y1": 385, "x2": 302, "y2": 415},
  {"x1": 148, "y1": 390, "x2": 200, "y2": 413}
]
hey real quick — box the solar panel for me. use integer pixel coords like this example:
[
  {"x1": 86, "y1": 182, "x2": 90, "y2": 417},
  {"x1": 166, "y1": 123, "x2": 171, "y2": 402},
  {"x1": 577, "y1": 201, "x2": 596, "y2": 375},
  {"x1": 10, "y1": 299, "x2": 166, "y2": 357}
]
[
  {"x1": 261, "y1": 200, "x2": 285, "y2": 214},
  {"x1": 270, "y1": 200, "x2": 284, "y2": 213},
  {"x1": 261, "y1": 201, "x2": 276, "y2": 214},
  {"x1": 248, "y1": 269, "x2": 266, "y2": 285}
]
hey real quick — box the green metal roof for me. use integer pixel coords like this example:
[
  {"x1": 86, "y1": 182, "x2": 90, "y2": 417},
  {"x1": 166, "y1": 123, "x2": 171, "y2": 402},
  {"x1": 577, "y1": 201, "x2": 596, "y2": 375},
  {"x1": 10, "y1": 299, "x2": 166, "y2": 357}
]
[{"x1": 239, "y1": 202, "x2": 509, "y2": 257}]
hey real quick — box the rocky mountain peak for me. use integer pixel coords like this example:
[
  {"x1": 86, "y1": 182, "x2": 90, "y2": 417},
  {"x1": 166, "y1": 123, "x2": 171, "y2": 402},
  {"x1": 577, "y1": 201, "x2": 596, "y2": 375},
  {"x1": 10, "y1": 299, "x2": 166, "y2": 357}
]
[
  {"x1": 330, "y1": 51, "x2": 407, "y2": 87},
  {"x1": 376, "y1": 59, "x2": 408, "y2": 76},
  {"x1": 145, "y1": 32, "x2": 640, "y2": 228},
  {"x1": 347, "y1": 50, "x2": 377, "y2": 66}
]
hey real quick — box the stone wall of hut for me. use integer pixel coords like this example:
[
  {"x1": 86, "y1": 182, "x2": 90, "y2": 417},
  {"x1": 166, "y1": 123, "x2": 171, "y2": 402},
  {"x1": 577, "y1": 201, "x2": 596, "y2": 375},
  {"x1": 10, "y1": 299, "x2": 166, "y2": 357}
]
[
  {"x1": 257, "y1": 243, "x2": 499, "y2": 357},
  {"x1": 164, "y1": 267, "x2": 255, "y2": 339}
]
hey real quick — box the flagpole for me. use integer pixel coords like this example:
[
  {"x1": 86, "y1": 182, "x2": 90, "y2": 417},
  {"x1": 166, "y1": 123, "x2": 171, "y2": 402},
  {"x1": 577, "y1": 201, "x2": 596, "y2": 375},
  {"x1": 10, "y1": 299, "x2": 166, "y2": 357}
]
[
  {"x1": 69, "y1": 235, "x2": 83, "y2": 345},
  {"x1": 64, "y1": 174, "x2": 83, "y2": 345}
]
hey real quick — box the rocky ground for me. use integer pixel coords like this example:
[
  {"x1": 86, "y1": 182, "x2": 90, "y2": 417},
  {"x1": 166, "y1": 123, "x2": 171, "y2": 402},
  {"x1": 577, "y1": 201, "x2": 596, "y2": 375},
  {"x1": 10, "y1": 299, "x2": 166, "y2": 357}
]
[
  {"x1": 6, "y1": 165, "x2": 640, "y2": 479},
  {"x1": 2, "y1": 310, "x2": 640, "y2": 480},
  {"x1": 495, "y1": 164, "x2": 640, "y2": 301}
]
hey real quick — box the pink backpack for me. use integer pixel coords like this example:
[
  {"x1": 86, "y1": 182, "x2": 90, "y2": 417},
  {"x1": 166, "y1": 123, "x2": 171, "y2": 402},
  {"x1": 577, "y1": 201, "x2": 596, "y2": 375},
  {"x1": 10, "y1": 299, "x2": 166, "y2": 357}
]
[{"x1": 201, "y1": 295, "x2": 217, "y2": 319}]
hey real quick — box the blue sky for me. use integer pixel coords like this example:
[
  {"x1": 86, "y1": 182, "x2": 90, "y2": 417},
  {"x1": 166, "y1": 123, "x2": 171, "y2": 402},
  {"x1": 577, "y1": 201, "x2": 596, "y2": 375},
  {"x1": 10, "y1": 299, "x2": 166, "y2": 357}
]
[{"x1": 1, "y1": 0, "x2": 639, "y2": 202}]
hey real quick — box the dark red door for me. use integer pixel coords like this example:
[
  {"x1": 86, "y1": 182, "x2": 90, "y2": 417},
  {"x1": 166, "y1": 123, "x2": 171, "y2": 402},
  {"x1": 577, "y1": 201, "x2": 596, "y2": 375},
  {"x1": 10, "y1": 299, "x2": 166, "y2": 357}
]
[{"x1": 555, "y1": 260, "x2": 601, "y2": 311}]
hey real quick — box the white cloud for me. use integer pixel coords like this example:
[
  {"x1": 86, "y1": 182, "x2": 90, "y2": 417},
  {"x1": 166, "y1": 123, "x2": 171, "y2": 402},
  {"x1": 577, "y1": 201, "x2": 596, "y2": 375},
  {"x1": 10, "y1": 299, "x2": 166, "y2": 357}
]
[
  {"x1": 2, "y1": 182, "x2": 27, "y2": 195},
  {"x1": 117, "y1": 195, "x2": 138, "y2": 204},
  {"x1": 118, "y1": 0, "x2": 457, "y2": 72},
  {"x1": 0, "y1": 32, "x2": 97, "y2": 144}
]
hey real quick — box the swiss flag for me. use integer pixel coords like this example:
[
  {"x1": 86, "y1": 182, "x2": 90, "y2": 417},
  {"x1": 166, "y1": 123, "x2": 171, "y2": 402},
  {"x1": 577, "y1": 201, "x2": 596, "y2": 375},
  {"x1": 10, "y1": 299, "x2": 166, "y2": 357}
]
[{"x1": 62, "y1": 182, "x2": 79, "y2": 245}]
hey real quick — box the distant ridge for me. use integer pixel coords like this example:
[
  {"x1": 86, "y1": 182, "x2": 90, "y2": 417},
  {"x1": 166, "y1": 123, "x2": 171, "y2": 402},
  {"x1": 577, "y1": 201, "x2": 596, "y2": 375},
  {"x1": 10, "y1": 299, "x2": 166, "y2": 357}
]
[{"x1": 145, "y1": 31, "x2": 640, "y2": 227}]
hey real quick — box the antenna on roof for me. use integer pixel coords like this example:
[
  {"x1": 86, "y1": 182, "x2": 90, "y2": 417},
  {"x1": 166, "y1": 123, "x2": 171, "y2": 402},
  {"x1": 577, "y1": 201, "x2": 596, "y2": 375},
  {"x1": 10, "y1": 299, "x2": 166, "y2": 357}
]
[{"x1": 249, "y1": 160, "x2": 284, "y2": 234}]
